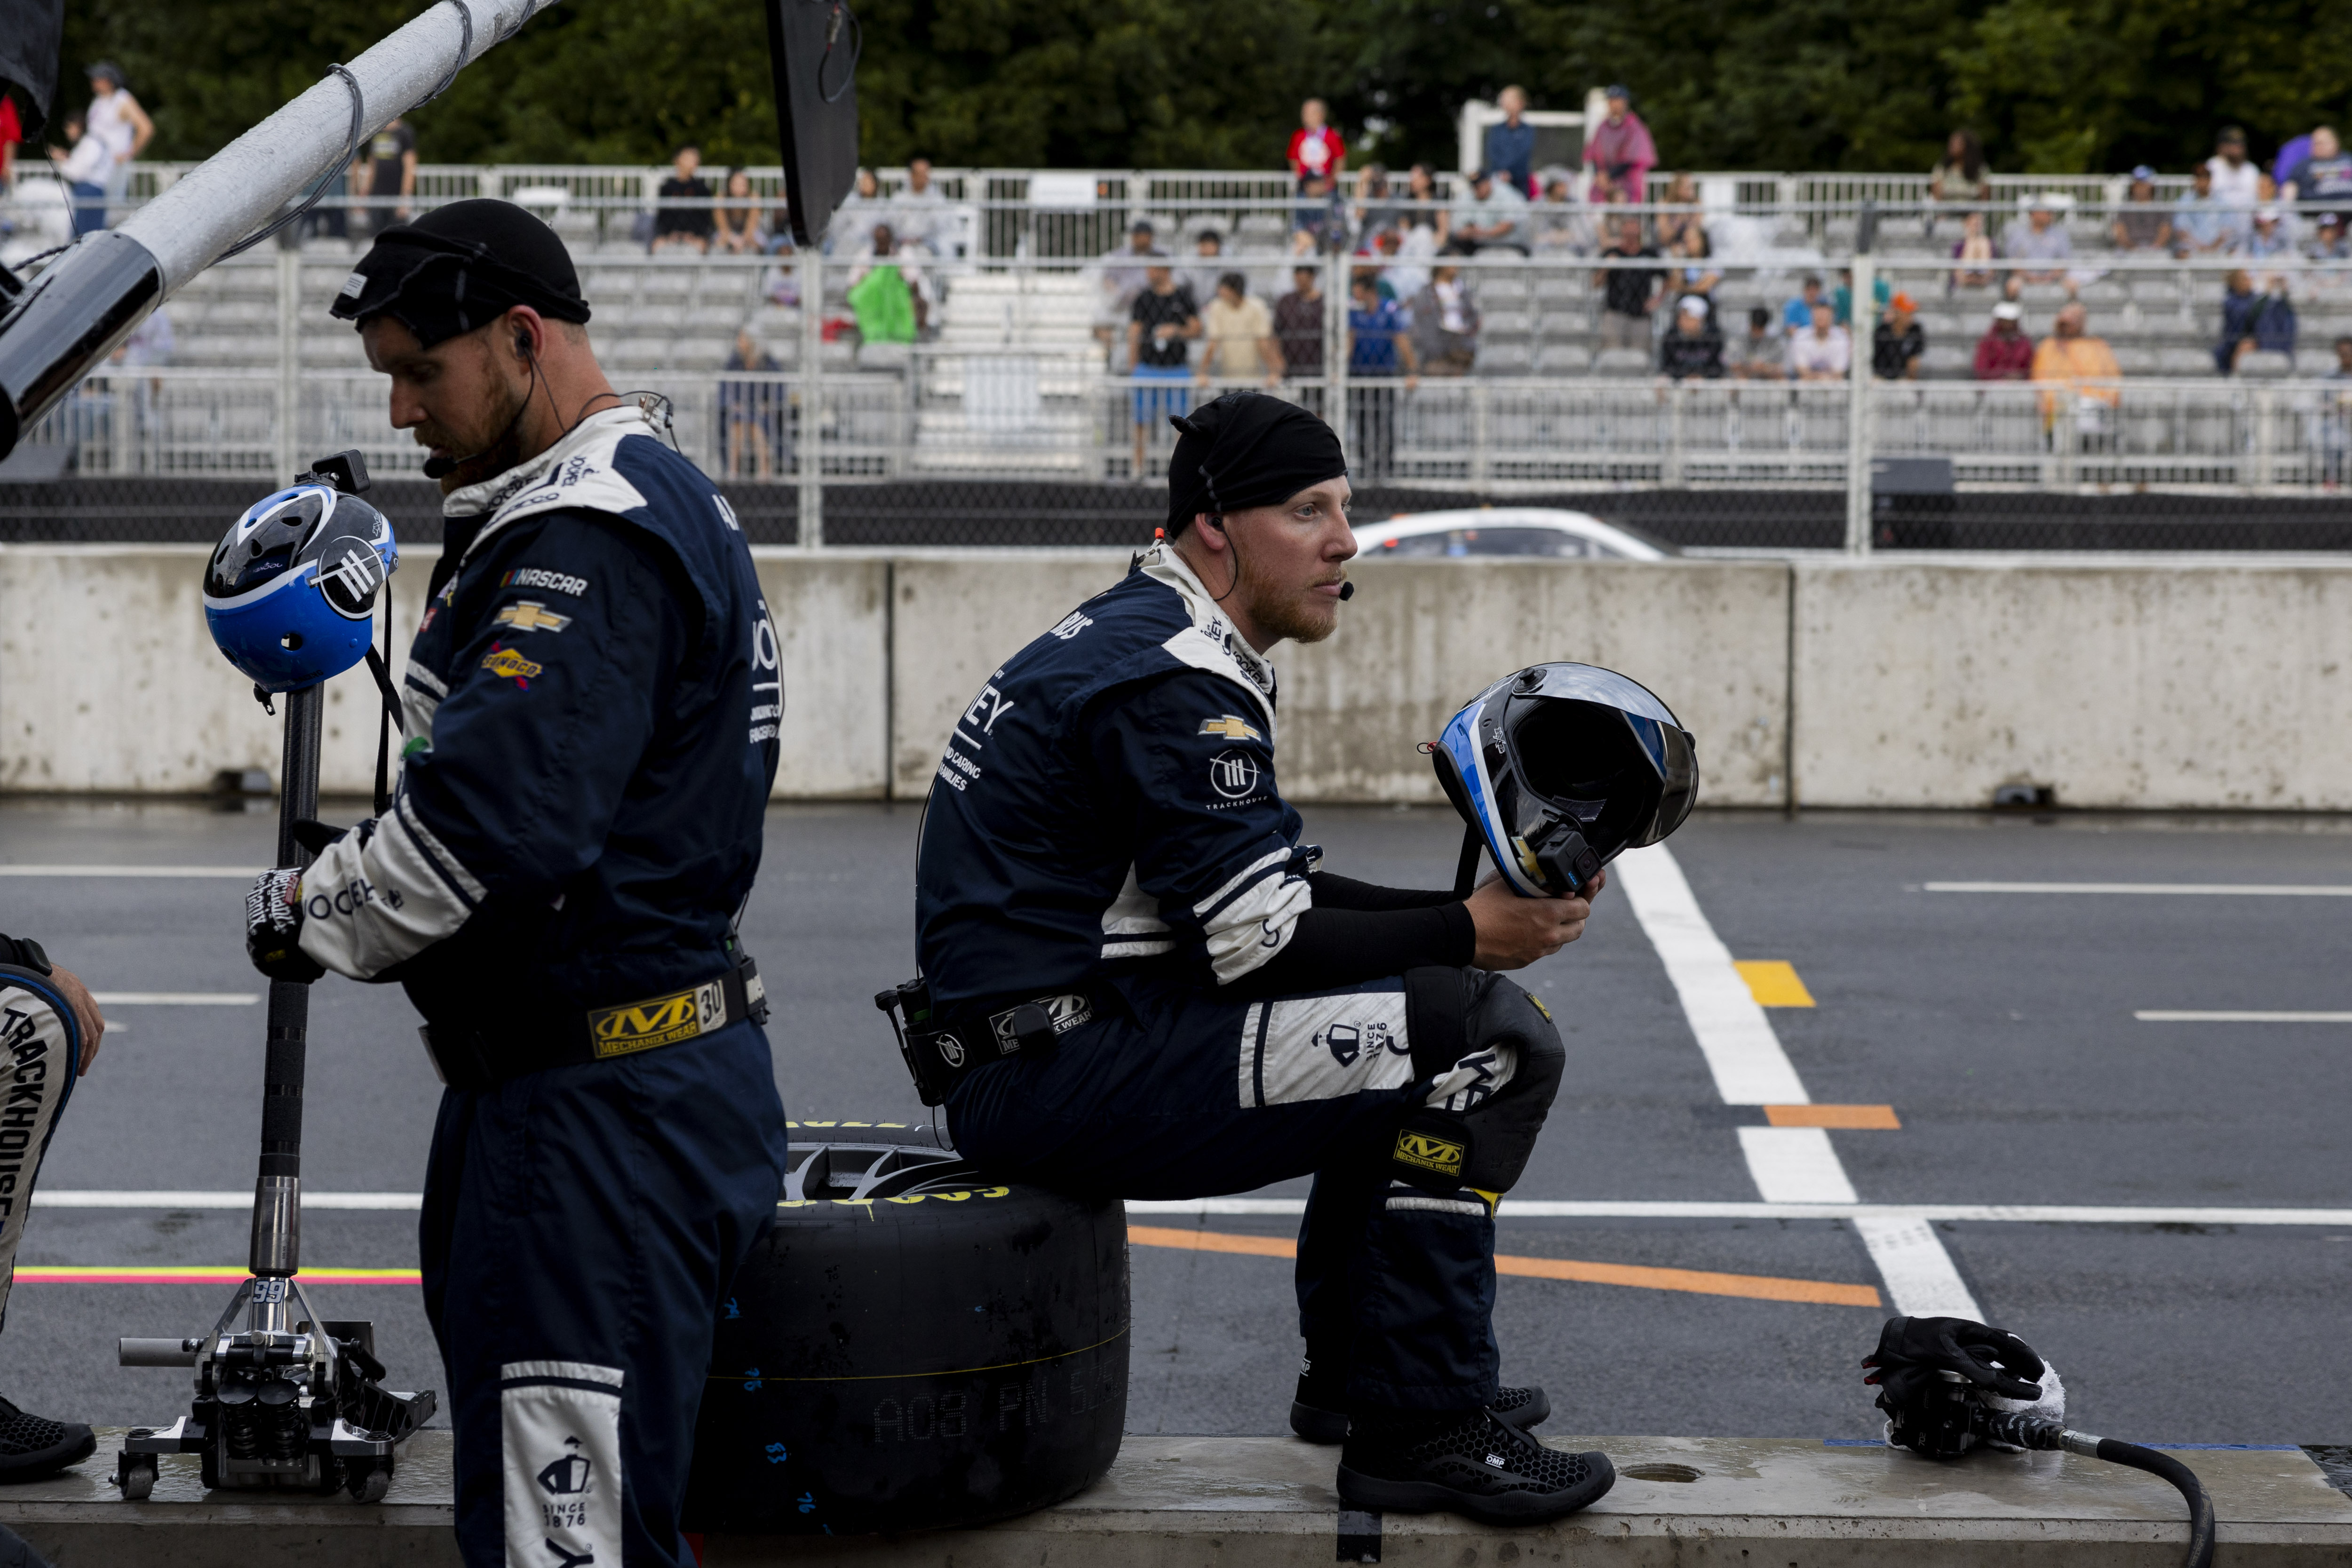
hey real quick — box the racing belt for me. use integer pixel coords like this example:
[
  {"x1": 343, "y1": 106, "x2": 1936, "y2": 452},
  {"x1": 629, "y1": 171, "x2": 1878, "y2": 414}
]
[
  {"x1": 420, "y1": 956, "x2": 770, "y2": 1092},
  {"x1": 875, "y1": 979, "x2": 1097, "y2": 1106}
]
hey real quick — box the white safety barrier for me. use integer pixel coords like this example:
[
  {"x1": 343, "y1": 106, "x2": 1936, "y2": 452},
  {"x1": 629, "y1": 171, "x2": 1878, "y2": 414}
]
[{"x1": 8, "y1": 549, "x2": 2352, "y2": 810}]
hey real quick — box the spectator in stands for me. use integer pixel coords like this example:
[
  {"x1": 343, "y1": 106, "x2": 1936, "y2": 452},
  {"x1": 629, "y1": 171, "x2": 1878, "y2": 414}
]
[
  {"x1": 1788, "y1": 304, "x2": 1851, "y2": 381},
  {"x1": 2207, "y1": 126, "x2": 2260, "y2": 216},
  {"x1": 1095, "y1": 221, "x2": 1163, "y2": 352},
  {"x1": 2002, "y1": 195, "x2": 2074, "y2": 290},
  {"x1": 1288, "y1": 98, "x2": 1346, "y2": 188},
  {"x1": 1927, "y1": 129, "x2": 1991, "y2": 236},
  {"x1": 847, "y1": 223, "x2": 927, "y2": 343},
  {"x1": 1653, "y1": 171, "x2": 1704, "y2": 253},
  {"x1": 1403, "y1": 163, "x2": 1450, "y2": 247},
  {"x1": 2284, "y1": 127, "x2": 2352, "y2": 205},
  {"x1": 110, "y1": 302, "x2": 172, "y2": 366},
  {"x1": 1951, "y1": 211, "x2": 1997, "y2": 289},
  {"x1": 826, "y1": 167, "x2": 883, "y2": 254},
  {"x1": 1347, "y1": 272, "x2": 1416, "y2": 478},
  {"x1": 1126, "y1": 262, "x2": 1200, "y2": 474},
  {"x1": 83, "y1": 62, "x2": 151, "y2": 220},
  {"x1": 713, "y1": 168, "x2": 764, "y2": 254},
  {"x1": 1831, "y1": 266, "x2": 1889, "y2": 326},
  {"x1": 1408, "y1": 263, "x2": 1479, "y2": 375},
  {"x1": 1781, "y1": 274, "x2": 1826, "y2": 335},
  {"x1": 2032, "y1": 301, "x2": 2121, "y2": 441},
  {"x1": 2246, "y1": 207, "x2": 2293, "y2": 261},
  {"x1": 1872, "y1": 292, "x2": 1926, "y2": 379},
  {"x1": 1484, "y1": 87, "x2": 1537, "y2": 197},
  {"x1": 1184, "y1": 229, "x2": 1228, "y2": 310},
  {"x1": 1274, "y1": 263, "x2": 1326, "y2": 387},
  {"x1": 1354, "y1": 165, "x2": 1403, "y2": 243},
  {"x1": 1199, "y1": 272, "x2": 1284, "y2": 388},
  {"x1": 2171, "y1": 163, "x2": 2238, "y2": 257},
  {"x1": 1376, "y1": 228, "x2": 1427, "y2": 302},
  {"x1": 1974, "y1": 300, "x2": 2034, "y2": 379},
  {"x1": 1529, "y1": 169, "x2": 1592, "y2": 255},
  {"x1": 1730, "y1": 305, "x2": 1784, "y2": 380},
  {"x1": 895, "y1": 157, "x2": 948, "y2": 254},
  {"x1": 1292, "y1": 174, "x2": 1350, "y2": 255},
  {"x1": 1447, "y1": 169, "x2": 1529, "y2": 255},
  {"x1": 2111, "y1": 167, "x2": 2170, "y2": 252},
  {"x1": 2309, "y1": 212, "x2": 2350, "y2": 261},
  {"x1": 1595, "y1": 215, "x2": 1664, "y2": 351},
  {"x1": 48, "y1": 114, "x2": 109, "y2": 238},
  {"x1": 1583, "y1": 85, "x2": 1656, "y2": 203},
  {"x1": 1669, "y1": 226, "x2": 1719, "y2": 311},
  {"x1": 352, "y1": 113, "x2": 416, "y2": 238},
  {"x1": 2322, "y1": 334, "x2": 2352, "y2": 482},
  {"x1": 719, "y1": 329, "x2": 785, "y2": 478},
  {"x1": 2216, "y1": 269, "x2": 2297, "y2": 372},
  {"x1": 0, "y1": 93, "x2": 18, "y2": 188},
  {"x1": 652, "y1": 145, "x2": 715, "y2": 254},
  {"x1": 2256, "y1": 171, "x2": 2299, "y2": 245},
  {"x1": 1658, "y1": 296, "x2": 1724, "y2": 380}
]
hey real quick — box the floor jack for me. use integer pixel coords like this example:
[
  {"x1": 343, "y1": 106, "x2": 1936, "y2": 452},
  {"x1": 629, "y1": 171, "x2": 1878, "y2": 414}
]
[{"x1": 113, "y1": 471, "x2": 436, "y2": 1501}]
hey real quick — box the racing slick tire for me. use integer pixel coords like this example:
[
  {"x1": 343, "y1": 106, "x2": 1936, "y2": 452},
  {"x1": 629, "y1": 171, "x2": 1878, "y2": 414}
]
[{"x1": 683, "y1": 1120, "x2": 1129, "y2": 1535}]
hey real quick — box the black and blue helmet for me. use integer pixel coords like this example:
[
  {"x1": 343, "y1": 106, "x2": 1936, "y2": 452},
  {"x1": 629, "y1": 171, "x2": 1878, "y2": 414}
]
[
  {"x1": 1433, "y1": 662, "x2": 1698, "y2": 897},
  {"x1": 202, "y1": 482, "x2": 397, "y2": 692}
]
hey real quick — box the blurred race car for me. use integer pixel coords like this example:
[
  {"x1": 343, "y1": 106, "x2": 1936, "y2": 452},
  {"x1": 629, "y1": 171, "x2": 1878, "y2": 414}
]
[{"x1": 1351, "y1": 507, "x2": 1674, "y2": 561}]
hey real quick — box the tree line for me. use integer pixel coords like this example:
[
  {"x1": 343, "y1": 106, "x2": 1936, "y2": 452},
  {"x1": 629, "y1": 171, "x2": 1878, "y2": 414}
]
[{"x1": 48, "y1": 0, "x2": 2352, "y2": 179}]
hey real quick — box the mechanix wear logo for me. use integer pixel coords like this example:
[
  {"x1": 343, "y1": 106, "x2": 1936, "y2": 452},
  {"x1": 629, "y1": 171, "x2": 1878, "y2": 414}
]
[
  {"x1": 1392, "y1": 1129, "x2": 1467, "y2": 1178},
  {"x1": 1199, "y1": 715, "x2": 1263, "y2": 742},
  {"x1": 1208, "y1": 749, "x2": 1261, "y2": 799},
  {"x1": 481, "y1": 644, "x2": 545, "y2": 686},
  {"x1": 588, "y1": 980, "x2": 726, "y2": 1059},
  {"x1": 494, "y1": 601, "x2": 573, "y2": 635},
  {"x1": 988, "y1": 993, "x2": 1095, "y2": 1050}
]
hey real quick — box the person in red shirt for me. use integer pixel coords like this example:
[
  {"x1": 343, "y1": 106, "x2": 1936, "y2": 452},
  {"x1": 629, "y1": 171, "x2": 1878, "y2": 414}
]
[
  {"x1": 0, "y1": 94, "x2": 20, "y2": 187},
  {"x1": 1973, "y1": 300, "x2": 2034, "y2": 379},
  {"x1": 1287, "y1": 99, "x2": 1346, "y2": 191}
]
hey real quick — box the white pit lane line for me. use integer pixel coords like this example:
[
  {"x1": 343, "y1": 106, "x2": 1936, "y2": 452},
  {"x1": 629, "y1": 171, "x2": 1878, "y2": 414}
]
[
  {"x1": 1924, "y1": 881, "x2": 2352, "y2": 896},
  {"x1": 91, "y1": 993, "x2": 260, "y2": 1006},
  {"x1": 2136, "y1": 1011, "x2": 2352, "y2": 1023},
  {"x1": 0, "y1": 865, "x2": 264, "y2": 878},
  {"x1": 1617, "y1": 844, "x2": 1983, "y2": 1319}
]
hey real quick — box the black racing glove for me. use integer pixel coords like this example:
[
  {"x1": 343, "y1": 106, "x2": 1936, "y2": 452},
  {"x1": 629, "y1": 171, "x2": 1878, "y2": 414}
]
[
  {"x1": 246, "y1": 868, "x2": 325, "y2": 984},
  {"x1": 1863, "y1": 1315, "x2": 2047, "y2": 1459}
]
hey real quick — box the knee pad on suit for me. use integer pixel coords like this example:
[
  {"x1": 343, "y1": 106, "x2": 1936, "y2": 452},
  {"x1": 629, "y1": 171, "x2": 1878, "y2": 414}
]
[{"x1": 1391, "y1": 968, "x2": 1565, "y2": 1194}]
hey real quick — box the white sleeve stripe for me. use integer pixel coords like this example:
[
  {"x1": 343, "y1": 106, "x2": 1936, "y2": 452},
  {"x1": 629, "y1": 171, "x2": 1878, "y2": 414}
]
[
  {"x1": 396, "y1": 791, "x2": 487, "y2": 905},
  {"x1": 500, "y1": 1359, "x2": 624, "y2": 1387},
  {"x1": 404, "y1": 665, "x2": 448, "y2": 697},
  {"x1": 1191, "y1": 846, "x2": 1297, "y2": 921},
  {"x1": 1205, "y1": 871, "x2": 1314, "y2": 984}
]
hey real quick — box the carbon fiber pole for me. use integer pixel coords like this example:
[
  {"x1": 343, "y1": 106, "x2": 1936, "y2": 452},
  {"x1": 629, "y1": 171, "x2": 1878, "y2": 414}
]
[{"x1": 248, "y1": 683, "x2": 323, "y2": 1291}]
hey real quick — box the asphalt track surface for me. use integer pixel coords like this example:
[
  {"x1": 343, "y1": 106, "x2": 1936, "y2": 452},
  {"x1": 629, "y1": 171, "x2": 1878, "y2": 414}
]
[{"x1": 4, "y1": 800, "x2": 2349, "y2": 1448}]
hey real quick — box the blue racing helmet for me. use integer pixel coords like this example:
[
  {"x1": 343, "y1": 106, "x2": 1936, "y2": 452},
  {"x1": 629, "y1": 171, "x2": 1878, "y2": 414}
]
[
  {"x1": 203, "y1": 482, "x2": 397, "y2": 692},
  {"x1": 1433, "y1": 662, "x2": 1698, "y2": 897}
]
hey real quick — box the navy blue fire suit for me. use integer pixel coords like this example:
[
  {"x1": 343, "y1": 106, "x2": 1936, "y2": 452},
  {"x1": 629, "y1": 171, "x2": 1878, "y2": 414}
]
[
  {"x1": 298, "y1": 406, "x2": 791, "y2": 1568},
  {"x1": 917, "y1": 545, "x2": 1523, "y2": 1413}
]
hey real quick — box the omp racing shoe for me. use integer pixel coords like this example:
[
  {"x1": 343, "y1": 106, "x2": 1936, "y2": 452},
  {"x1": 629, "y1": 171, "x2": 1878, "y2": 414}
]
[
  {"x1": 1337, "y1": 1407, "x2": 1613, "y2": 1525},
  {"x1": 1291, "y1": 1378, "x2": 1550, "y2": 1445},
  {"x1": 0, "y1": 1393, "x2": 96, "y2": 1478}
]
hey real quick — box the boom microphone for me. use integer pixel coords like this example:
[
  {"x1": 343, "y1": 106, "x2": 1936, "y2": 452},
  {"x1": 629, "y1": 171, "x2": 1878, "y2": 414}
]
[{"x1": 1338, "y1": 581, "x2": 1355, "y2": 601}]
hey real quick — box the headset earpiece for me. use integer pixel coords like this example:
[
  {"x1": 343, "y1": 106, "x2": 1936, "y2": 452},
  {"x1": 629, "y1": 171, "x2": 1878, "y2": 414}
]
[{"x1": 514, "y1": 330, "x2": 532, "y2": 362}]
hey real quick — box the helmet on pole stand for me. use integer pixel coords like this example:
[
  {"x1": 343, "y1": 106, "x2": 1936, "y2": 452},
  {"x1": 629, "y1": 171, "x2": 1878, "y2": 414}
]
[
  {"x1": 1431, "y1": 661, "x2": 1699, "y2": 898},
  {"x1": 203, "y1": 452, "x2": 396, "y2": 693}
]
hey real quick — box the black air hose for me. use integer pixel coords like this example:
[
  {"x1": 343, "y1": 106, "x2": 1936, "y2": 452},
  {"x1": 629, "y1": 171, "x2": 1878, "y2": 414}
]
[{"x1": 1977, "y1": 1409, "x2": 2215, "y2": 1568}]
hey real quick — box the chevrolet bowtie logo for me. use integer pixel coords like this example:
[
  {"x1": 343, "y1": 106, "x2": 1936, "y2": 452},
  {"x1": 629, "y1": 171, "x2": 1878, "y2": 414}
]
[
  {"x1": 1199, "y1": 715, "x2": 1263, "y2": 742},
  {"x1": 493, "y1": 600, "x2": 572, "y2": 634}
]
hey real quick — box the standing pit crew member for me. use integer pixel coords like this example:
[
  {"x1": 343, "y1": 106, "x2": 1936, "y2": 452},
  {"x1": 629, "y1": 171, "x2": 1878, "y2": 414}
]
[
  {"x1": 912, "y1": 391, "x2": 1615, "y2": 1525},
  {"x1": 0, "y1": 936, "x2": 105, "y2": 1481},
  {"x1": 243, "y1": 200, "x2": 790, "y2": 1568}
]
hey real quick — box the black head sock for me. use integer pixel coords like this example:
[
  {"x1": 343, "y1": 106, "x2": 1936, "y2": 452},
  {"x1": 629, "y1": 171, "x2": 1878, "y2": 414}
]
[
  {"x1": 1166, "y1": 391, "x2": 1348, "y2": 535},
  {"x1": 331, "y1": 197, "x2": 593, "y2": 347}
]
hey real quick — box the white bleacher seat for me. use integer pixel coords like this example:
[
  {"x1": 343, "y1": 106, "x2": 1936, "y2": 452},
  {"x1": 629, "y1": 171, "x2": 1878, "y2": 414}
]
[
  {"x1": 2237, "y1": 350, "x2": 2296, "y2": 377},
  {"x1": 1481, "y1": 310, "x2": 1533, "y2": 340},
  {"x1": 1534, "y1": 343, "x2": 1590, "y2": 375},
  {"x1": 2112, "y1": 346, "x2": 2158, "y2": 375},
  {"x1": 2158, "y1": 346, "x2": 2217, "y2": 374},
  {"x1": 1593, "y1": 348, "x2": 1650, "y2": 376},
  {"x1": 1477, "y1": 342, "x2": 1532, "y2": 375},
  {"x1": 1920, "y1": 342, "x2": 1971, "y2": 376}
]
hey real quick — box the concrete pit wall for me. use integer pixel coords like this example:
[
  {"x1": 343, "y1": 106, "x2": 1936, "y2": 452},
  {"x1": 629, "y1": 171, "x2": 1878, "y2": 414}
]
[{"x1": 7, "y1": 546, "x2": 2352, "y2": 812}]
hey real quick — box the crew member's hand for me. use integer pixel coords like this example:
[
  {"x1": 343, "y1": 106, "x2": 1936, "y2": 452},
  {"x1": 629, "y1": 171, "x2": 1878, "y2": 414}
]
[
  {"x1": 47, "y1": 964, "x2": 105, "y2": 1075},
  {"x1": 1465, "y1": 867, "x2": 1606, "y2": 970},
  {"x1": 246, "y1": 868, "x2": 325, "y2": 984}
]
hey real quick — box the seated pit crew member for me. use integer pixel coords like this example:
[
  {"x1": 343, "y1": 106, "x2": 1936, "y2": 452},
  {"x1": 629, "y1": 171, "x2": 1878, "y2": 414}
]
[
  {"x1": 241, "y1": 200, "x2": 790, "y2": 1568},
  {"x1": 0, "y1": 937, "x2": 105, "y2": 1480},
  {"x1": 912, "y1": 391, "x2": 1614, "y2": 1525}
]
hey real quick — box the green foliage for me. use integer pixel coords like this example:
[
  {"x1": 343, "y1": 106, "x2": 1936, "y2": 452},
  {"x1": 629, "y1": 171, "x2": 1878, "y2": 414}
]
[{"x1": 48, "y1": 0, "x2": 2352, "y2": 177}]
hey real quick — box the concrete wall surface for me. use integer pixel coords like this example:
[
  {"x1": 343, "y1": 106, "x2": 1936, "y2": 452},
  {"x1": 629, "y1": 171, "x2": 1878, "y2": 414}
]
[
  {"x1": 1794, "y1": 557, "x2": 2352, "y2": 810},
  {"x1": 10, "y1": 547, "x2": 2352, "y2": 811}
]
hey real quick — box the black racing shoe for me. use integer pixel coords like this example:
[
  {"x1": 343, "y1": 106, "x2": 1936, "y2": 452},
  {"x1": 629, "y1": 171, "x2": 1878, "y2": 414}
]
[
  {"x1": 0, "y1": 1395, "x2": 94, "y2": 1480},
  {"x1": 1337, "y1": 1408, "x2": 1613, "y2": 1525},
  {"x1": 1291, "y1": 1380, "x2": 1551, "y2": 1445}
]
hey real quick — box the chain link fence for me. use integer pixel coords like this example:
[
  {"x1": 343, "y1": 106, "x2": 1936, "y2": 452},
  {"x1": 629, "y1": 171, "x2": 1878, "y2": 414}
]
[{"x1": 7, "y1": 172, "x2": 2352, "y2": 553}]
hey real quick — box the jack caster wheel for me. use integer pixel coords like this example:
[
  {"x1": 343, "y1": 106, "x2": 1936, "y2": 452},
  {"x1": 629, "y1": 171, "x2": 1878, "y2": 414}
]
[
  {"x1": 348, "y1": 1459, "x2": 391, "y2": 1504},
  {"x1": 115, "y1": 1452, "x2": 158, "y2": 1502}
]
